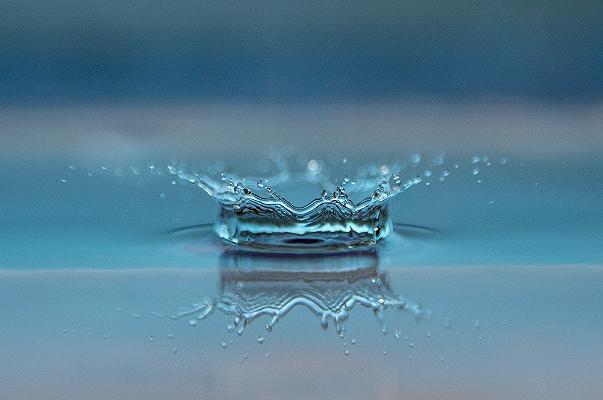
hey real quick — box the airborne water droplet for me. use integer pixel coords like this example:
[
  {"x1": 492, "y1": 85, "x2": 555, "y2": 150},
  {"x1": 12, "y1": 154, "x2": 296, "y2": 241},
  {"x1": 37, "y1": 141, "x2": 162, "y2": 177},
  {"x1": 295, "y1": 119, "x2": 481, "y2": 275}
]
[
  {"x1": 410, "y1": 153, "x2": 422, "y2": 164},
  {"x1": 307, "y1": 159, "x2": 320, "y2": 174}
]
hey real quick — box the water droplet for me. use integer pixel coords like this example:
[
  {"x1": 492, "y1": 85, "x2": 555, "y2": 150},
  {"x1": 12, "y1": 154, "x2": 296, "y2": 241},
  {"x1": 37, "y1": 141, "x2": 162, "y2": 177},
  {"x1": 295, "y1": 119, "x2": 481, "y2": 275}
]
[
  {"x1": 472, "y1": 168, "x2": 480, "y2": 176},
  {"x1": 257, "y1": 335, "x2": 264, "y2": 344},
  {"x1": 159, "y1": 192, "x2": 166, "y2": 198},
  {"x1": 344, "y1": 349, "x2": 350, "y2": 356},
  {"x1": 188, "y1": 319, "x2": 197, "y2": 327},
  {"x1": 167, "y1": 333, "x2": 174, "y2": 340},
  {"x1": 221, "y1": 342, "x2": 227, "y2": 349},
  {"x1": 410, "y1": 153, "x2": 422, "y2": 164},
  {"x1": 265, "y1": 352, "x2": 271, "y2": 359},
  {"x1": 307, "y1": 159, "x2": 320, "y2": 174},
  {"x1": 471, "y1": 156, "x2": 480, "y2": 164}
]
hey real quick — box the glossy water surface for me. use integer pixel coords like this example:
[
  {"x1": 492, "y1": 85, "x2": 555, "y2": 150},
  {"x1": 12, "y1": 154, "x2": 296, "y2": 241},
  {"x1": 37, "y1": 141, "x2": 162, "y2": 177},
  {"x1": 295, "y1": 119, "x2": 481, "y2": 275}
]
[{"x1": 1, "y1": 103, "x2": 602, "y2": 400}]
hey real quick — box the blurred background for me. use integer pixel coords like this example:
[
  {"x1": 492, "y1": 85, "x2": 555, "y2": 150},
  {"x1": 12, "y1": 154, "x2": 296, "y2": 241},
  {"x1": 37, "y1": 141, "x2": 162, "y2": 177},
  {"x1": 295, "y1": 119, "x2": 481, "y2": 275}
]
[
  {"x1": 2, "y1": 0, "x2": 603, "y2": 161},
  {"x1": 2, "y1": 0, "x2": 603, "y2": 103}
]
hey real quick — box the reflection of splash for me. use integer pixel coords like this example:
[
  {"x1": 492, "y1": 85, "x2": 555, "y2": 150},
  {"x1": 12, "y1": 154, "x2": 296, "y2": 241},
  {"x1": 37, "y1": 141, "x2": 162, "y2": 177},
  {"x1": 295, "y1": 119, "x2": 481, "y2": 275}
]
[{"x1": 174, "y1": 251, "x2": 429, "y2": 335}]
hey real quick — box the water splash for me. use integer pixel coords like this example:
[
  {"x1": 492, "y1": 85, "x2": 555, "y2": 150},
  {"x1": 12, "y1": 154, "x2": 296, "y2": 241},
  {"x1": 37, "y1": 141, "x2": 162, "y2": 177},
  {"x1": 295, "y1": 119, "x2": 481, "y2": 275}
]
[
  {"x1": 173, "y1": 251, "x2": 429, "y2": 336},
  {"x1": 167, "y1": 152, "x2": 458, "y2": 251}
]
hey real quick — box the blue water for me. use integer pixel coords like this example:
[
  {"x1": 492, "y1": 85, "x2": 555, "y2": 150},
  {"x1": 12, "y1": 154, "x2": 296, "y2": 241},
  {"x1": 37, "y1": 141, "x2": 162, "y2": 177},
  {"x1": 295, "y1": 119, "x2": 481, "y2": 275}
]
[
  {"x1": 2, "y1": 155, "x2": 600, "y2": 268},
  {"x1": 1, "y1": 103, "x2": 602, "y2": 400}
]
